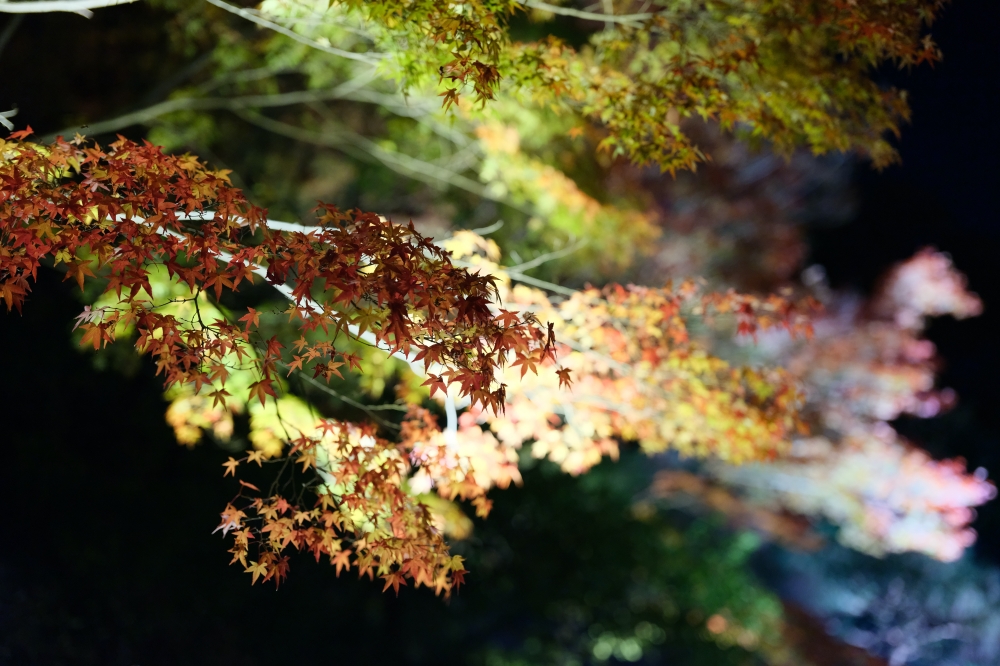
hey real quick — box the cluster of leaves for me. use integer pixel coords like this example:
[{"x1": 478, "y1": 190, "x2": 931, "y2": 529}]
[
  {"x1": 4, "y1": 2, "x2": 996, "y2": 663},
  {"x1": 253, "y1": 0, "x2": 948, "y2": 171},
  {"x1": 215, "y1": 417, "x2": 470, "y2": 593},
  {"x1": 441, "y1": 229, "x2": 815, "y2": 473},
  {"x1": 473, "y1": 120, "x2": 660, "y2": 277},
  {"x1": 144, "y1": 203, "x2": 817, "y2": 586},
  {"x1": 0, "y1": 132, "x2": 553, "y2": 593},
  {"x1": 703, "y1": 250, "x2": 995, "y2": 561}
]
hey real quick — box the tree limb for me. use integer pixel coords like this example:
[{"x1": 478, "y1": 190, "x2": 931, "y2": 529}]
[{"x1": 0, "y1": 0, "x2": 136, "y2": 17}]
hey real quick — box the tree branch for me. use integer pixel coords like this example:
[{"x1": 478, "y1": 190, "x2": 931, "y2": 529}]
[
  {"x1": 234, "y1": 110, "x2": 499, "y2": 203},
  {"x1": 203, "y1": 0, "x2": 382, "y2": 64},
  {"x1": 521, "y1": 0, "x2": 651, "y2": 26},
  {"x1": 41, "y1": 72, "x2": 379, "y2": 141},
  {"x1": 0, "y1": 0, "x2": 136, "y2": 17}
]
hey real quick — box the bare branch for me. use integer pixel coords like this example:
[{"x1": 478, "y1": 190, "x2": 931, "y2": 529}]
[
  {"x1": 0, "y1": 0, "x2": 136, "y2": 17},
  {"x1": 0, "y1": 108, "x2": 16, "y2": 131},
  {"x1": 41, "y1": 72, "x2": 379, "y2": 141},
  {"x1": 234, "y1": 109, "x2": 501, "y2": 202},
  {"x1": 504, "y1": 238, "x2": 588, "y2": 273},
  {"x1": 204, "y1": 0, "x2": 381, "y2": 64},
  {"x1": 521, "y1": 0, "x2": 651, "y2": 26},
  {"x1": 0, "y1": 15, "x2": 23, "y2": 57}
]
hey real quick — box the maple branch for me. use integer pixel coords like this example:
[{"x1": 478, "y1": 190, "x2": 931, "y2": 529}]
[
  {"x1": 41, "y1": 73, "x2": 380, "y2": 141},
  {"x1": 234, "y1": 110, "x2": 499, "y2": 202},
  {"x1": 282, "y1": 361, "x2": 406, "y2": 430},
  {"x1": 504, "y1": 239, "x2": 588, "y2": 273},
  {"x1": 0, "y1": 0, "x2": 133, "y2": 16},
  {"x1": 0, "y1": 15, "x2": 22, "y2": 58},
  {"x1": 188, "y1": 233, "x2": 460, "y2": 400},
  {"x1": 520, "y1": 0, "x2": 651, "y2": 26},
  {"x1": 449, "y1": 256, "x2": 578, "y2": 297},
  {"x1": 469, "y1": 220, "x2": 505, "y2": 236},
  {"x1": 203, "y1": 0, "x2": 383, "y2": 65},
  {"x1": 444, "y1": 394, "x2": 458, "y2": 446},
  {"x1": 0, "y1": 107, "x2": 16, "y2": 131},
  {"x1": 164, "y1": 214, "x2": 591, "y2": 378}
]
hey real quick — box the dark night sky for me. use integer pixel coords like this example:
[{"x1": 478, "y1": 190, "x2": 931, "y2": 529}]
[{"x1": 808, "y1": 0, "x2": 1000, "y2": 560}]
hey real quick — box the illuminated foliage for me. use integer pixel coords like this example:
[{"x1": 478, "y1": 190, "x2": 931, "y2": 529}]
[
  {"x1": 0, "y1": 133, "x2": 553, "y2": 592},
  {"x1": 0, "y1": 131, "x2": 814, "y2": 592},
  {"x1": 250, "y1": 0, "x2": 948, "y2": 171},
  {"x1": 441, "y1": 230, "x2": 814, "y2": 474},
  {"x1": 704, "y1": 250, "x2": 995, "y2": 561},
  {"x1": 4, "y1": 13, "x2": 995, "y2": 666}
]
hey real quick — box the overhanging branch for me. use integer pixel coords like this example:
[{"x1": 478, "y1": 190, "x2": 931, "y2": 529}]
[{"x1": 0, "y1": 0, "x2": 136, "y2": 17}]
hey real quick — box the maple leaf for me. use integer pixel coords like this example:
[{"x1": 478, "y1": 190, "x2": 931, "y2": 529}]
[
  {"x1": 556, "y1": 367, "x2": 573, "y2": 390},
  {"x1": 330, "y1": 548, "x2": 352, "y2": 575},
  {"x1": 79, "y1": 323, "x2": 108, "y2": 350},
  {"x1": 71, "y1": 305, "x2": 102, "y2": 331},
  {"x1": 439, "y1": 88, "x2": 461, "y2": 112},
  {"x1": 422, "y1": 374, "x2": 447, "y2": 399},
  {"x1": 208, "y1": 363, "x2": 230, "y2": 385},
  {"x1": 8, "y1": 125, "x2": 33, "y2": 140},
  {"x1": 260, "y1": 503, "x2": 279, "y2": 521},
  {"x1": 382, "y1": 571, "x2": 408, "y2": 595},
  {"x1": 245, "y1": 560, "x2": 268, "y2": 585},
  {"x1": 267, "y1": 555, "x2": 290, "y2": 588},
  {"x1": 494, "y1": 309, "x2": 521, "y2": 328},
  {"x1": 208, "y1": 388, "x2": 231, "y2": 409},
  {"x1": 246, "y1": 450, "x2": 266, "y2": 466},
  {"x1": 451, "y1": 568, "x2": 467, "y2": 590},
  {"x1": 65, "y1": 261, "x2": 96, "y2": 291},
  {"x1": 213, "y1": 503, "x2": 246, "y2": 537},
  {"x1": 510, "y1": 355, "x2": 538, "y2": 378},
  {"x1": 285, "y1": 355, "x2": 305, "y2": 376},
  {"x1": 248, "y1": 379, "x2": 277, "y2": 407},
  {"x1": 297, "y1": 451, "x2": 316, "y2": 472},
  {"x1": 239, "y1": 307, "x2": 260, "y2": 331},
  {"x1": 222, "y1": 457, "x2": 240, "y2": 477},
  {"x1": 351, "y1": 309, "x2": 381, "y2": 337},
  {"x1": 275, "y1": 497, "x2": 292, "y2": 514}
]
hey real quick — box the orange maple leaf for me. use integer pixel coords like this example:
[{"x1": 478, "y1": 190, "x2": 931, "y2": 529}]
[
  {"x1": 245, "y1": 560, "x2": 268, "y2": 585},
  {"x1": 330, "y1": 548, "x2": 352, "y2": 575},
  {"x1": 222, "y1": 457, "x2": 239, "y2": 477}
]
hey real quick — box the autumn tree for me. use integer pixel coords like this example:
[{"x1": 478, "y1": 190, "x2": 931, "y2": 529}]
[{"x1": 1, "y1": 0, "x2": 996, "y2": 662}]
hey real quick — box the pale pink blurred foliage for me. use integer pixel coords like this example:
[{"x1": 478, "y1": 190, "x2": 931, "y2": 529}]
[
  {"x1": 711, "y1": 250, "x2": 995, "y2": 560},
  {"x1": 872, "y1": 247, "x2": 984, "y2": 329},
  {"x1": 717, "y1": 430, "x2": 996, "y2": 561}
]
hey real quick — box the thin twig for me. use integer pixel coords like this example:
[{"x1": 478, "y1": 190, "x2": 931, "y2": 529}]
[
  {"x1": 468, "y1": 220, "x2": 504, "y2": 236},
  {"x1": 521, "y1": 0, "x2": 652, "y2": 25},
  {"x1": 0, "y1": 0, "x2": 135, "y2": 16},
  {"x1": 0, "y1": 14, "x2": 22, "y2": 58},
  {"x1": 504, "y1": 238, "x2": 587, "y2": 273},
  {"x1": 0, "y1": 107, "x2": 16, "y2": 132},
  {"x1": 283, "y1": 362, "x2": 404, "y2": 431},
  {"x1": 42, "y1": 72, "x2": 379, "y2": 141},
  {"x1": 235, "y1": 110, "x2": 506, "y2": 205},
  {"x1": 204, "y1": 0, "x2": 382, "y2": 65}
]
